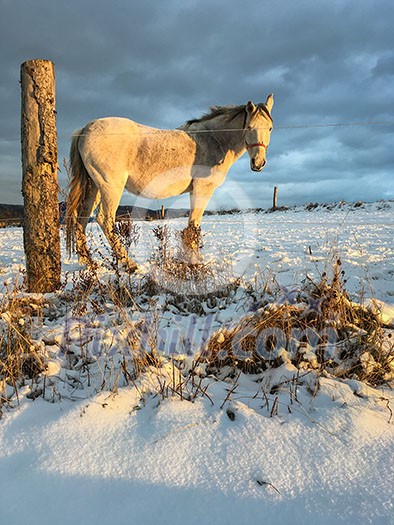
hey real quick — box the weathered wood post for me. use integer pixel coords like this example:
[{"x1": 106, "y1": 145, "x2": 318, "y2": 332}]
[
  {"x1": 21, "y1": 59, "x2": 61, "y2": 292},
  {"x1": 273, "y1": 186, "x2": 278, "y2": 210},
  {"x1": 161, "y1": 204, "x2": 165, "y2": 220}
]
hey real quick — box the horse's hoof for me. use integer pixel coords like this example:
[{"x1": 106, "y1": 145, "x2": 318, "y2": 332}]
[
  {"x1": 189, "y1": 251, "x2": 203, "y2": 265},
  {"x1": 179, "y1": 248, "x2": 203, "y2": 265},
  {"x1": 78, "y1": 256, "x2": 97, "y2": 269},
  {"x1": 125, "y1": 261, "x2": 139, "y2": 274}
]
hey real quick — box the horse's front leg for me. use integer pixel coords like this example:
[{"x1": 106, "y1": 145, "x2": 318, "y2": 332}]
[{"x1": 183, "y1": 182, "x2": 216, "y2": 258}]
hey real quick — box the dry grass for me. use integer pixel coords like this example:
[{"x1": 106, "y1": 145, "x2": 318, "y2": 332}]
[
  {"x1": 144, "y1": 223, "x2": 241, "y2": 313},
  {"x1": 1, "y1": 236, "x2": 392, "y2": 412},
  {"x1": 202, "y1": 259, "x2": 393, "y2": 386},
  {"x1": 0, "y1": 286, "x2": 47, "y2": 405}
]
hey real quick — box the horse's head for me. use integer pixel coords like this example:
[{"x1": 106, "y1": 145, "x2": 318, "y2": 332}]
[{"x1": 244, "y1": 94, "x2": 274, "y2": 172}]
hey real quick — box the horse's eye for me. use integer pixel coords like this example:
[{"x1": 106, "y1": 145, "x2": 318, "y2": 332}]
[{"x1": 269, "y1": 127, "x2": 272, "y2": 132}]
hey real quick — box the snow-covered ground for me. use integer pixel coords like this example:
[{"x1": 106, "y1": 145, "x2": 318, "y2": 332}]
[{"x1": 0, "y1": 201, "x2": 393, "y2": 525}]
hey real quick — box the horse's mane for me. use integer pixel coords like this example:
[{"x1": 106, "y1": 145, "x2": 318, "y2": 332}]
[
  {"x1": 181, "y1": 105, "x2": 246, "y2": 129},
  {"x1": 180, "y1": 103, "x2": 272, "y2": 130}
]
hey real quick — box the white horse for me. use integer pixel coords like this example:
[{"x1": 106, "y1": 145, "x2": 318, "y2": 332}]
[{"x1": 66, "y1": 94, "x2": 274, "y2": 271}]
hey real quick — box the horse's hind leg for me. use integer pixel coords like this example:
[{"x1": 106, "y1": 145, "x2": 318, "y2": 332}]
[
  {"x1": 75, "y1": 182, "x2": 100, "y2": 265},
  {"x1": 96, "y1": 196, "x2": 138, "y2": 273}
]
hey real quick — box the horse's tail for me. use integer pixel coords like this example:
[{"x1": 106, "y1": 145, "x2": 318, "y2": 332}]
[{"x1": 65, "y1": 129, "x2": 89, "y2": 255}]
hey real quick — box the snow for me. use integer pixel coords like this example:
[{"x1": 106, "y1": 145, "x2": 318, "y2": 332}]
[
  {"x1": 1, "y1": 378, "x2": 393, "y2": 525},
  {"x1": 0, "y1": 201, "x2": 393, "y2": 525}
]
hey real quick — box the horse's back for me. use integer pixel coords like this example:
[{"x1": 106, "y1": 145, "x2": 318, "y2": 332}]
[
  {"x1": 79, "y1": 117, "x2": 139, "y2": 147},
  {"x1": 78, "y1": 117, "x2": 191, "y2": 155},
  {"x1": 79, "y1": 117, "x2": 196, "y2": 173},
  {"x1": 76, "y1": 117, "x2": 198, "y2": 198}
]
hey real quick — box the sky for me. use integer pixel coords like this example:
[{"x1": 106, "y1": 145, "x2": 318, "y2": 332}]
[{"x1": 0, "y1": 0, "x2": 394, "y2": 210}]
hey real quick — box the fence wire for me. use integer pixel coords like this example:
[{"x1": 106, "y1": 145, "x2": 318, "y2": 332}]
[
  {"x1": 0, "y1": 119, "x2": 394, "y2": 141},
  {"x1": 0, "y1": 118, "x2": 392, "y2": 223}
]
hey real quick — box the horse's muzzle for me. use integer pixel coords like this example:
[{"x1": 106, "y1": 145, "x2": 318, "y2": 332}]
[{"x1": 251, "y1": 159, "x2": 266, "y2": 172}]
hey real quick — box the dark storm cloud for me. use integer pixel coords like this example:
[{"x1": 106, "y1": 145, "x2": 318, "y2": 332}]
[
  {"x1": 373, "y1": 55, "x2": 394, "y2": 77},
  {"x1": 0, "y1": 0, "x2": 393, "y2": 206}
]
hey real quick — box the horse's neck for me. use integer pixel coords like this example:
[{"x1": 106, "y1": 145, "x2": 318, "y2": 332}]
[{"x1": 199, "y1": 114, "x2": 246, "y2": 160}]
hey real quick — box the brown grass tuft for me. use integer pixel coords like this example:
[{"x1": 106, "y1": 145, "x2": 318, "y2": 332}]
[{"x1": 202, "y1": 260, "x2": 393, "y2": 386}]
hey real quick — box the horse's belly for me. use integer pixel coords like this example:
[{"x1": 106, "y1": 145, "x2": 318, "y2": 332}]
[{"x1": 125, "y1": 171, "x2": 192, "y2": 199}]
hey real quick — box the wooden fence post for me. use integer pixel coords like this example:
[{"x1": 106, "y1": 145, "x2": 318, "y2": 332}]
[
  {"x1": 161, "y1": 204, "x2": 165, "y2": 220},
  {"x1": 273, "y1": 186, "x2": 278, "y2": 210},
  {"x1": 21, "y1": 59, "x2": 61, "y2": 292}
]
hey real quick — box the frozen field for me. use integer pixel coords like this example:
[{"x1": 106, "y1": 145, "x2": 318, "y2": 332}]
[
  {"x1": 1, "y1": 200, "x2": 393, "y2": 301},
  {"x1": 0, "y1": 201, "x2": 393, "y2": 525}
]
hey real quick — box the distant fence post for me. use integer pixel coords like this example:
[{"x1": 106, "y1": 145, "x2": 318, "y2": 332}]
[
  {"x1": 21, "y1": 59, "x2": 61, "y2": 292},
  {"x1": 273, "y1": 186, "x2": 278, "y2": 210},
  {"x1": 161, "y1": 204, "x2": 165, "y2": 220}
]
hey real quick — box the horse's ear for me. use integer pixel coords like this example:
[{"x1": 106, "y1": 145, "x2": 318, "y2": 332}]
[
  {"x1": 246, "y1": 101, "x2": 256, "y2": 114},
  {"x1": 265, "y1": 93, "x2": 274, "y2": 113}
]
